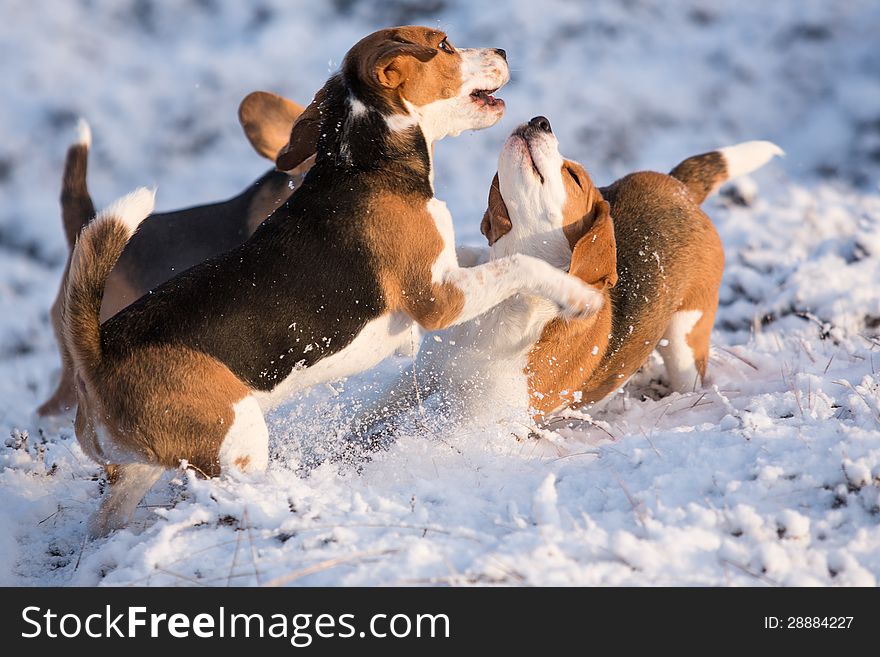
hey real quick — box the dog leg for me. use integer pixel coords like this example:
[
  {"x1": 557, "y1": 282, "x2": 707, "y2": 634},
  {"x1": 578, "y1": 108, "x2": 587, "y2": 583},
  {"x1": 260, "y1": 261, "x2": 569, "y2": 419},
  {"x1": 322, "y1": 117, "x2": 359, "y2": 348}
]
[
  {"x1": 89, "y1": 462, "x2": 164, "y2": 538},
  {"x1": 36, "y1": 363, "x2": 77, "y2": 416},
  {"x1": 37, "y1": 290, "x2": 78, "y2": 416},
  {"x1": 218, "y1": 396, "x2": 269, "y2": 474},
  {"x1": 659, "y1": 310, "x2": 704, "y2": 393},
  {"x1": 416, "y1": 254, "x2": 601, "y2": 330}
]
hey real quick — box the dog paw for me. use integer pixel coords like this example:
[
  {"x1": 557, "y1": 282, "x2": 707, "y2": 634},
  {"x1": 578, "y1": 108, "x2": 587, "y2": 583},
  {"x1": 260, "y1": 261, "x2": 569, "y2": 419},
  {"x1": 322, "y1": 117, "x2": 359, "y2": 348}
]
[{"x1": 558, "y1": 276, "x2": 604, "y2": 319}]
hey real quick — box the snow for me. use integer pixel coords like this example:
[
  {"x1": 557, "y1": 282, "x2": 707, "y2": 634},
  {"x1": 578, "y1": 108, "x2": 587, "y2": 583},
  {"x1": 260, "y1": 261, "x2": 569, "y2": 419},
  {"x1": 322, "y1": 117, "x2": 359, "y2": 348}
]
[{"x1": 1, "y1": 0, "x2": 879, "y2": 586}]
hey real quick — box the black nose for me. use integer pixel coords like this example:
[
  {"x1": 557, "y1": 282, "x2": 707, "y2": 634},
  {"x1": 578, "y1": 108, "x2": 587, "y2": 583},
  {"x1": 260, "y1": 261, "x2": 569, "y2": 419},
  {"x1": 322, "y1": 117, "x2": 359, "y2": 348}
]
[
  {"x1": 529, "y1": 116, "x2": 552, "y2": 133},
  {"x1": 494, "y1": 48, "x2": 507, "y2": 61}
]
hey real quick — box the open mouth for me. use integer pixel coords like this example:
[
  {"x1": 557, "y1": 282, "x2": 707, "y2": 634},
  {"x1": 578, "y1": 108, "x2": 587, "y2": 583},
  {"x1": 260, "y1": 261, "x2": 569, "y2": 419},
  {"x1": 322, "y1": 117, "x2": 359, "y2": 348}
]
[{"x1": 470, "y1": 87, "x2": 503, "y2": 108}]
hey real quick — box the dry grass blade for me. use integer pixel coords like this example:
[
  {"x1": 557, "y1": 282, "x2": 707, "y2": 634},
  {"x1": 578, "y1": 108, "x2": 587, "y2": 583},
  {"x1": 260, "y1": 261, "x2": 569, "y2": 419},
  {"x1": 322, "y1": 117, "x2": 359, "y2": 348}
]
[
  {"x1": 243, "y1": 507, "x2": 262, "y2": 586},
  {"x1": 264, "y1": 549, "x2": 399, "y2": 587},
  {"x1": 717, "y1": 345, "x2": 759, "y2": 370}
]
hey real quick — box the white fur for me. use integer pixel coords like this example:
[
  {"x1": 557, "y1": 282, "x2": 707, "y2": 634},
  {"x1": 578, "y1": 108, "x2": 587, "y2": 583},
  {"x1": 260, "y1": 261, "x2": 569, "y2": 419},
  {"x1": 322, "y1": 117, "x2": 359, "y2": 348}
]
[
  {"x1": 385, "y1": 112, "x2": 418, "y2": 132},
  {"x1": 447, "y1": 254, "x2": 601, "y2": 324},
  {"x1": 494, "y1": 130, "x2": 571, "y2": 269},
  {"x1": 349, "y1": 95, "x2": 368, "y2": 117},
  {"x1": 428, "y1": 198, "x2": 459, "y2": 282},
  {"x1": 717, "y1": 140, "x2": 784, "y2": 180},
  {"x1": 75, "y1": 118, "x2": 91, "y2": 148},
  {"x1": 253, "y1": 312, "x2": 414, "y2": 411},
  {"x1": 659, "y1": 309, "x2": 703, "y2": 393},
  {"x1": 218, "y1": 396, "x2": 269, "y2": 473},
  {"x1": 94, "y1": 187, "x2": 156, "y2": 236}
]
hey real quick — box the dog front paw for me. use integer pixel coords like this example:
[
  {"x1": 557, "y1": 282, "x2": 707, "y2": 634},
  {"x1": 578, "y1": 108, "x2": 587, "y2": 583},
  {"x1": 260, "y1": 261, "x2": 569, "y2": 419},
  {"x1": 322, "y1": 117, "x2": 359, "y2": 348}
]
[{"x1": 557, "y1": 275, "x2": 604, "y2": 319}]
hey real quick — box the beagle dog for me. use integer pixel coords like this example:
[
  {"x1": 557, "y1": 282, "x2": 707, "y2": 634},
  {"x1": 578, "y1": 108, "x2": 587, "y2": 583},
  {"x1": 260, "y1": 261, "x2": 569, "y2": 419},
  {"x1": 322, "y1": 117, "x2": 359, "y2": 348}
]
[
  {"x1": 65, "y1": 27, "x2": 601, "y2": 536},
  {"x1": 354, "y1": 116, "x2": 782, "y2": 436},
  {"x1": 38, "y1": 92, "x2": 309, "y2": 417}
]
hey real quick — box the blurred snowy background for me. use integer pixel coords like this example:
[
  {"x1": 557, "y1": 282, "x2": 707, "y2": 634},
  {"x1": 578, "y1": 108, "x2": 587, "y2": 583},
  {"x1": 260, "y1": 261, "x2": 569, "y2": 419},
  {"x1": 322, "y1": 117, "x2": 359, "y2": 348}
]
[{"x1": 0, "y1": 0, "x2": 879, "y2": 586}]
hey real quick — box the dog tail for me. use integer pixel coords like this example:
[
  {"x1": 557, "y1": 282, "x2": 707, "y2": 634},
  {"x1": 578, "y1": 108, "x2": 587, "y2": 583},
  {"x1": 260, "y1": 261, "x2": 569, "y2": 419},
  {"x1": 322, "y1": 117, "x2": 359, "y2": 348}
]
[
  {"x1": 63, "y1": 188, "x2": 155, "y2": 380},
  {"x1": 61, "y1": 119, "x2": 97, "y2": 248},
  {"x1": 669, "y1": 140, "x2": 784, "y2": 204}
]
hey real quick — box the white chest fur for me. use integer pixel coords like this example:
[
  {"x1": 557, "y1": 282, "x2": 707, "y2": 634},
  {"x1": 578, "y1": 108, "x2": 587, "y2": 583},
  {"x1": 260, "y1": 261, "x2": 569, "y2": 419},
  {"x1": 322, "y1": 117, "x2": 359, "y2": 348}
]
[{"x1": 427, "y1": 198, "x2": 458, "y2": 282}]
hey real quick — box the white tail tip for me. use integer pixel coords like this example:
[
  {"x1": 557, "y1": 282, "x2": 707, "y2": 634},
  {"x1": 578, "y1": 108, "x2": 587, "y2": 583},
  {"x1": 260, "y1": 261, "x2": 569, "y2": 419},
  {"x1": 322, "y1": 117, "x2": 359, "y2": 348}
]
[
  {"x1": 75, "y1": 118, "x2": 92, "y2": 149},
  {"x1": 717, "y1": 140, "x2": 784, "y2": 180},
  {"x1": 96, "y1": 187, "x2": 156, "y2": 234}
]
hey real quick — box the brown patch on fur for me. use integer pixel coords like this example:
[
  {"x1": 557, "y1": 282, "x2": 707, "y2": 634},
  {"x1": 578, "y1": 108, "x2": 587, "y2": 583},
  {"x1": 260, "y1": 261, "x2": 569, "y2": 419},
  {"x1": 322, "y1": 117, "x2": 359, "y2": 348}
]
[
  {"x1": 349, "y1": 26, "x2": 461, "y2": 110},
  {"x1": 480, "y1": 174, "x2": 512, "y2": 245},
  {"x1": 679, "y1": 234, "x2": 725, "y2": 377},
  {"x1": 234, "y1": 455, "x2": 251, "y2": 470},
  {"x1": 560, "y1": 161, "x2": 604, "y2": 250},
  {"x1": 364, "y1": 191, "x2": 464, "y2": 330},
  {"x1": 77, "y1": 345, "x2": 249, "y2": 477},
  {"x1": 568, "y1": 200, "x2": 618, "y2": 290},
  {"x1": 668, "y1": 151, "x2": 728, "y2": 204},
  {"x1": 104, "y1": 463, "x2": 120, "y2": 483},
  {"x1": 239, "y1": 91, "x2": 305, "y2": 161},
  {"x1": 527, "y1": 200, "x2": 617, "y2": 418}
]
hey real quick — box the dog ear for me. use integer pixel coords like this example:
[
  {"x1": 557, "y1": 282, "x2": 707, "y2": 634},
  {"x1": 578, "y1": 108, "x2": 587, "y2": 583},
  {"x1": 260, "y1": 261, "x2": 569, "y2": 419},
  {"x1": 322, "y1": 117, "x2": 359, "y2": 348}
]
[
  {"x1": 480, "y1": 174, "x2": 513, "y2": 246},
  {"x1": 371, "y1": 41, "x2": 438, "y2": 89},
  {"x1": 569, "y1": 200, "x2": 618, "y2": 289},
  {"x1": 275, "y1": 81, "x2": 331, "y2": 173},
  {"x1": 239, "y1": 91, "x2": 305, "y2": 162}
]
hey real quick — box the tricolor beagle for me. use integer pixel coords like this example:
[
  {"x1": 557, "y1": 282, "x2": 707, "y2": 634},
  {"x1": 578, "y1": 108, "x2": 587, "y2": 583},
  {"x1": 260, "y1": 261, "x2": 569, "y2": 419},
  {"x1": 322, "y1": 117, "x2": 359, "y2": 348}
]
[
  {"x1": 38, "y1": 92, "x2": 309, "y2": 416},
  {"x1": 355, "y1": 116, "x2": 782, "y2": 436},
  {"x1": 65, "y1": 27, "x2": 601, "y2": 536}
]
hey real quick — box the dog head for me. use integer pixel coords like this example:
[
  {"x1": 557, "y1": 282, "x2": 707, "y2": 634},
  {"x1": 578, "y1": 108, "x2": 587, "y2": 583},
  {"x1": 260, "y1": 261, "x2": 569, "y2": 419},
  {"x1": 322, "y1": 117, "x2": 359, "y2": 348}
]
[
  {"x1": 482, "y1": 116, "x2": 617, "y2": 289},
  {"x1": 276, "y1": 26, "x2": 509, "y2": 173}
]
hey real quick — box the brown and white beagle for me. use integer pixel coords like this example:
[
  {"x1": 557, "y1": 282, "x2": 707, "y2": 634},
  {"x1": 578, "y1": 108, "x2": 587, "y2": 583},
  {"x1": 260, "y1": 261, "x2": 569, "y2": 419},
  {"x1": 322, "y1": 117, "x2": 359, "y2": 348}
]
[
  {"x1": 355, "y1": 116, "x2": 782, "y2": 435},
  {"x1": 38, "y1": 92, "x2": 309, "y2": 417},
  {"x1": 65, "y1": 27, "x2": 601, "y2": 536}
]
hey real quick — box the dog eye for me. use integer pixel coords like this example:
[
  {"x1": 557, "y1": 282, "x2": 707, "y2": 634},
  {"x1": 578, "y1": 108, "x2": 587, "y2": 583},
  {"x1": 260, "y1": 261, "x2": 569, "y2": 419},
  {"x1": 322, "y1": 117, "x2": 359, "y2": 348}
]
[
  {"x1": 438, "y1": 38, "x2": 454, "y2": 53},
  {"x1": 567, "y1": 168, "x2": 582, "y2": 188}
]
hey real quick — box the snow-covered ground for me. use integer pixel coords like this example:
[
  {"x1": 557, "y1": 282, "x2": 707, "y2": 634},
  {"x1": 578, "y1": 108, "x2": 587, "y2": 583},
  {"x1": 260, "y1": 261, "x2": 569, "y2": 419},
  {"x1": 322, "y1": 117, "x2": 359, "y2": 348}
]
[{"x1": 1, "y1": 0, "x2": 879, "y2": 586}]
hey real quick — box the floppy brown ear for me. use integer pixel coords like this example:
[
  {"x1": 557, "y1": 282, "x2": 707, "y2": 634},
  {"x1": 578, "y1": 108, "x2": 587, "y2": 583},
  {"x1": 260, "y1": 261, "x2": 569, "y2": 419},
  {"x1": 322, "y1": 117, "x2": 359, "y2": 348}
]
[
  {"x1": 239, "y1": 91, "x2": 305, "y2": 162},
  {"x1": 479, "y1": 174, "x2": 513, "y2": 246},
  {"x1": 569, "y1": 200, "x2": 618, "y2": 289},
  {"x1": 370, "y1": 42, "x2": 437, "y2": 89},
  {"x1": 275, "y1": 81, "x2": 331, "y2": 173}
]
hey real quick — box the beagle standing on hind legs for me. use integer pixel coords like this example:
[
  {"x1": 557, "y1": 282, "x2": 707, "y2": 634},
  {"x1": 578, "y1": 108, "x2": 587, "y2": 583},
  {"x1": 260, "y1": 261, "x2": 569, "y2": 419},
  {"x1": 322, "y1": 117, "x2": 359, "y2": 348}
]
[{"x1": 64, "y1": 26, "x2": 602, "y2": 536}]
